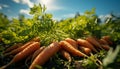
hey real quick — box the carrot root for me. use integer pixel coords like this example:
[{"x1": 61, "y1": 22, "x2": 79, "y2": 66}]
[
  {"x1": 102, "y1": 45, "x2": 110, "y2": 51},
  {"x1": 102, "y1": 36, "x2": 113, "y2": 45},
  {"x1": 86, "y1": 36, "x2": 103, "y2": 49},
  {"x1": 29, "y1": 42, "x2": 60, "y2": 69},
  {"x1": 79, "y1": 47, "x2": 91, "y2": 55},
  {"x1": 65, "y1": 38, "x2": 78, "y2": 49},
  {"x1": 98, "y1": 39, "x2": 109, "y2": 45},
  {"x1": 60, "y1": 50, "x2": 72, "y2": 62},
  {"x1": 60, "y1": 41, "x2": 87, "y2": 57},
  {"x1": 4, "y1": 41, "x2": 34, "y2": 57},
  {"x1": 3, "y1": 43, "x2": 23, "y2": 54},
  {"x1": 0, "y1": 42, "x2": 40, "y2": 69},
  {"x1": 77, "y1": 39, "x2": 98, "y2": 52},
  {"x1": 31, "y1": 46, "x2": 45, "y2": 62},
  {"x1": 30, "y1": 36, "x2": 40, "y2": 42}
]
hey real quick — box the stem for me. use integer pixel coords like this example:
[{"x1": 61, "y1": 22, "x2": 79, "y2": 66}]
[{"x1": 0, "y1": 60, "x2": 13, "y2": 69}]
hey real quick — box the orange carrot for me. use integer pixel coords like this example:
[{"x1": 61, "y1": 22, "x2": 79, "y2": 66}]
[
  {"x1": 31, "y1": 46, "x2": 46, "y2": 62},
  {"x1": 4, "y1": 37, "x2": 40, "y2": 57},
  {"x1": 77, "y1": 39, "x2": 97, "y2": 52},
  {"x1": 102, "y1": 36, "x2": 110, "y2": 40},
  {"x1": 98, "y1": 39, "x2": 109, "y2": 45},
  {"x1": 30, "y1": 36, "x2": 40, "y2": 42},
  {"x1": 84, "y1": 47, "x2": 91, "y2": 55},
  {"x1": 0, "y1": 42, "x2": 40, "y2": 69},
  {"x1": 59, "y1": 41, "x2": 87, "y2": 57},
  {"x1": 65, "y1": 38, "x2": 78, "y2": 49},
  {"x1": 4, "y1": 41, "x2": 34, "y2": 57},
  {"x1": 86, "y1": 36, "x2": 102, "y2": 49},
  {"x1": 79, "y1": 46, "x2": 91, "y2": 55},
  {"x1": 60, "y1": 50, "x2": 72, "y2": 62},
  {"x1": 3, "y1": 43, "x2": 23, "y2": 54},
  {"x1": 29, "y1": 42, "x2": 60, "y2": 69},
  {"x1": 101, "y1": 45, "x2": 110, "y2": 51},
  {"x1": 102, "y1": 36, "x2": 113, "y2": 45}
]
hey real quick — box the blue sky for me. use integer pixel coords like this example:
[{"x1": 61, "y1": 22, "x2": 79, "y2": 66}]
[{"x1": 0, "y1": 0, "x2": 120, "y2": 20}]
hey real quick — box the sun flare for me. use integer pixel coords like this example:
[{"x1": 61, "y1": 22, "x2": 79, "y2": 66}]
[{"x1": 40, "y1": 0, "x2": 53, "y2": 5}]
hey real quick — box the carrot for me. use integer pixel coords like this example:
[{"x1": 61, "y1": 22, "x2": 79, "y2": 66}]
[
  {"x1": 3, "y1": 43, "x2": 23, "y2": 54},
  {"x1": 102, "y1": 36, "x2": 113, "y2": 45},
  {"x1": 59, "y1": 41, "x2": 87, "y2": 57},
  {"x1": 79, "y1": 47, "x2": 91, "y2": 55},
  {"x1": 65, "y1": 38, "x2": 79, "y2": 56},
  {"x1": 60, "y1": 50, "x2": 72, "y2": 62},
  {"x1": 29, "y1": 42, "x2": 60, "y2": 69},
  {"x1": 65, "y1": 38, "x2": 78, "y2": 49},
  {"x1": 4, "y1": 41, "x2": 34, "y2": 57},
  {"x1": 30, "y1": 36, "x2": 40, "y2": 42},
  {"x1": 101, "y1": 45, "x2": 110, "y2": 51},
  {"x1": 0, "y1": 42, "x2": 40, "y2": 69},
  {"x1": 31, "y1": 46, "x2": 46, "y2": 62},
  {"x1": 83, "y1": 47, "x2": 91, "y2": 55},
  {"x1": 77, "y1": 39, "x2": 97, "y2": 52},
  {"x1": 98, "y1": 39, "x2": 109, "y2": 45},
  {"x1": 86, "y1": 36, "x2": 102, "y2": 49}
]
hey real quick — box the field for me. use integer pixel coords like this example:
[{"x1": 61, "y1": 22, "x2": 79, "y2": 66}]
[{"x1": 0, "y1": 4, "x2": 120, "y2": 69}]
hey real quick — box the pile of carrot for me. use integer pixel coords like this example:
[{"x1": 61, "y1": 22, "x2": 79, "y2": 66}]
[{"x1": 0, "y1": 36, "x2": 112, "y2": 69}]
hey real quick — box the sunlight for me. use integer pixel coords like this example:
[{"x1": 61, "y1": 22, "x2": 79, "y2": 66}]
[
  {"x1": 40, "y1": 0, "x2": 53, "y2": 5},
  {"x1": 36, "y1": 0, "x2": 63, "y2": 11}
]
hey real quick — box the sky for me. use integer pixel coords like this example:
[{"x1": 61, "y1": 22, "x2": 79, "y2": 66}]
[{"x1": 0, "y1": 0, "x2": 120, "y2": 20}]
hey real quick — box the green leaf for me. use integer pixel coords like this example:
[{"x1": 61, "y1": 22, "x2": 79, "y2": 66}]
[{"x1": 103, "y1": 45, "x2": 120, "y2": 67}]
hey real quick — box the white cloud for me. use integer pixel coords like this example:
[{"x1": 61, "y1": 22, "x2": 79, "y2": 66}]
[
  {"x1": 99, "y1": 14, "x2": 113, "y2": 22},
  {"x1": 0, "y1": 6, "x2": 2, "y2": 10},
  {"x1": 63, "y1": 13, "x2": 75, "y2": 18},
  {"x1": 36, "y1": 0, "x2": 64, "y2": 11},
  {"x1": 20, "y1": 9, "x2": 30, "y2": 15},
  {"x1": 13, "y1": 0, "x2": 33, "y2": 7},
  {"x1": 0, "y1": 4, "x2": 9, "y2": 10},
  {"x1": 53, "y1": 17, "x2": 61, "y2": 21},
  {"x1": 13, "y1": 0, "x2": 64, "y2": 11},
  {"x1": 99, "y1": 15, "x2": 104, "y2": 18},
  {"x1": 3, "y1": 4, "x2": 9, "y2": 8},
  {"x1": 13, "y1": 0, "x2": 20, "y2": 3},
  {"x1": 53, "y1": 13, "x2": 75, "y2": 21},
  {"x1": 99, "y1": 14, "x2": 112, "y2": 19},
  {"x1": 105, "y1": 14, "x2": 112, "y2": 18},
  {"x1": 21, "y1": 0, "x2": 33, "y2": 8},
  {"x1": 53, "y1": 12, "x2": 84, "y2": 21}
]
